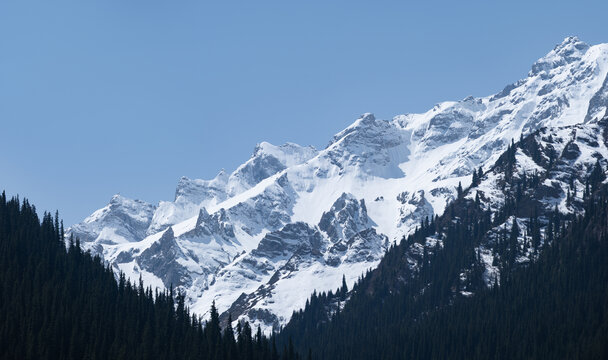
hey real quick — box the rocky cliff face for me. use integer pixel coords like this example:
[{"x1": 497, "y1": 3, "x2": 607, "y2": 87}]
[{"x1": 68, "y1": 37, "x2": 608, "y2": 332}]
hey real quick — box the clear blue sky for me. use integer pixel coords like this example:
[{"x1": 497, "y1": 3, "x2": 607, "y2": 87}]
[{"x1": 1, "y1": 0, "x2": 607, "y2": 225}]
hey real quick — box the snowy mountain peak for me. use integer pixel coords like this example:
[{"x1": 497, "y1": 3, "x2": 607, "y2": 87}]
[
  {"x1": 68, "y1": 194, "x2": 156, "y2": 249},
  {"x1": 174, "y1": 175, "x2": 226, "y2": 203},
  {"x1": 359, "y1": 112, "x2": 376, "y2": 124},
  {"x1": 334, "y1": 113, "x2": 378, "y2": 137},
  {"x1": 322, "y1": 112, "x2": 409, "y2": 179},
  {"x1": 555, "y1": 35, "x2": 589, "y2": 53},
  {"x1": 530, "y1": 35, "x2": 590, "y2": 75},
  {"x1": 249, "y1": 142, "x2": 318, "y2": 170},
  {"x1": 107, "y1": 194, "x2": 149, "y2": 209},
  {"x1": 319, "y1": 193, "x2": 372, "y2": 244},
  {"x1": 69, "y1": 37, "x2": 608, "y2": 333}
]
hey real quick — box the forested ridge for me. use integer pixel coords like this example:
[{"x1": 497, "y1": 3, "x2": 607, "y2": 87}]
[
  {"x1": 0, "y1": 192, "x2": 301, "y2": 360},
  {"x1": 282, "y1": 186, "x2": 608, "y2": 359},
  {"x1": 279, "y1": 134, "x2": 608, "y2": 359}
]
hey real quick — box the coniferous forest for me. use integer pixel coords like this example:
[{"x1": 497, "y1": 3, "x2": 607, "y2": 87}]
[
  {"x1": 278, "y1": 153, "x2": 608, "y2": 359},
  {"x1": 0, "y1": 192, "x2": 299, "y2": 360}
]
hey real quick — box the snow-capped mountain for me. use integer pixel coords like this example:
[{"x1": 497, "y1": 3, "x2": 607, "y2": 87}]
[{"x1": 68, "y1": 36, "x2": 608, "y2": 332}]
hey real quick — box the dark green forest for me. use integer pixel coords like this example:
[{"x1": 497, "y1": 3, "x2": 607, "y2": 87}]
[
  {"x1": 0, "y1": 192, "x2": 300, "y2": 360},
  {"x1": 278, "y1": 138, "x2": 608, "y2": 359}
]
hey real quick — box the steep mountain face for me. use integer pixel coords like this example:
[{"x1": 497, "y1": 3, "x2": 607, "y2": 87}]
[
  {"x1": 215, "y1": 193, "x2": 387, "y2": 329},
  {"x1": 278, "y1": 131, "x2": 608, "y2": 358},
  {"x1": 68, "y1": 37, "x2": 608, "y2": 332},
  {"x1": 69, "y1": 195, "x2": 157, "y2": 249},
  {"x1": 411, "y1": 116, "x2": 608, "y2": 296}
]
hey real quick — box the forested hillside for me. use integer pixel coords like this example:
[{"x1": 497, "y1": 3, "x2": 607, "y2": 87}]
[
  {"x1": 279, "y1": 129, "x2": 608, "y2": 359},
  {"x1": 0, "y1": 192, "x2": 297, "y2": 360}
]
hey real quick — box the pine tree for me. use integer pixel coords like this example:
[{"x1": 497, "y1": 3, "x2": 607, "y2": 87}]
[{"x1": 341, "y1": 274, "x2": 348, "y2": 297}]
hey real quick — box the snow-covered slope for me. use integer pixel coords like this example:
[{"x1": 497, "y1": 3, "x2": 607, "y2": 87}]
[{"x1": 68, "y1": 36, "x2": 608, "y2": 332}]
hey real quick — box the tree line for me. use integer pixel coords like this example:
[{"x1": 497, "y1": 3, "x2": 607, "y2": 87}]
[
  {"x1": 0, "y1": 191, "x2": 302, "y2": 360},
  {"x1": 278, "y1": 130, "x2": 608, "y2": 359}
]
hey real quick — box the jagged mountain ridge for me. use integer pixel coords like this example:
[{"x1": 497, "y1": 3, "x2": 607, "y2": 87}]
[
  {"x1": 68, "y1": 36, "x2": 608, "y2": 331},
  {"x1": 278, "y1": 116, "x2": 608, "y2": 359}
]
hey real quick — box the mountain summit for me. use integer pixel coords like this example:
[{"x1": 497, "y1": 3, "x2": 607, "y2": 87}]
[{"x1": 68, "y1": 37, "x2": 608, "y2": 331}]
